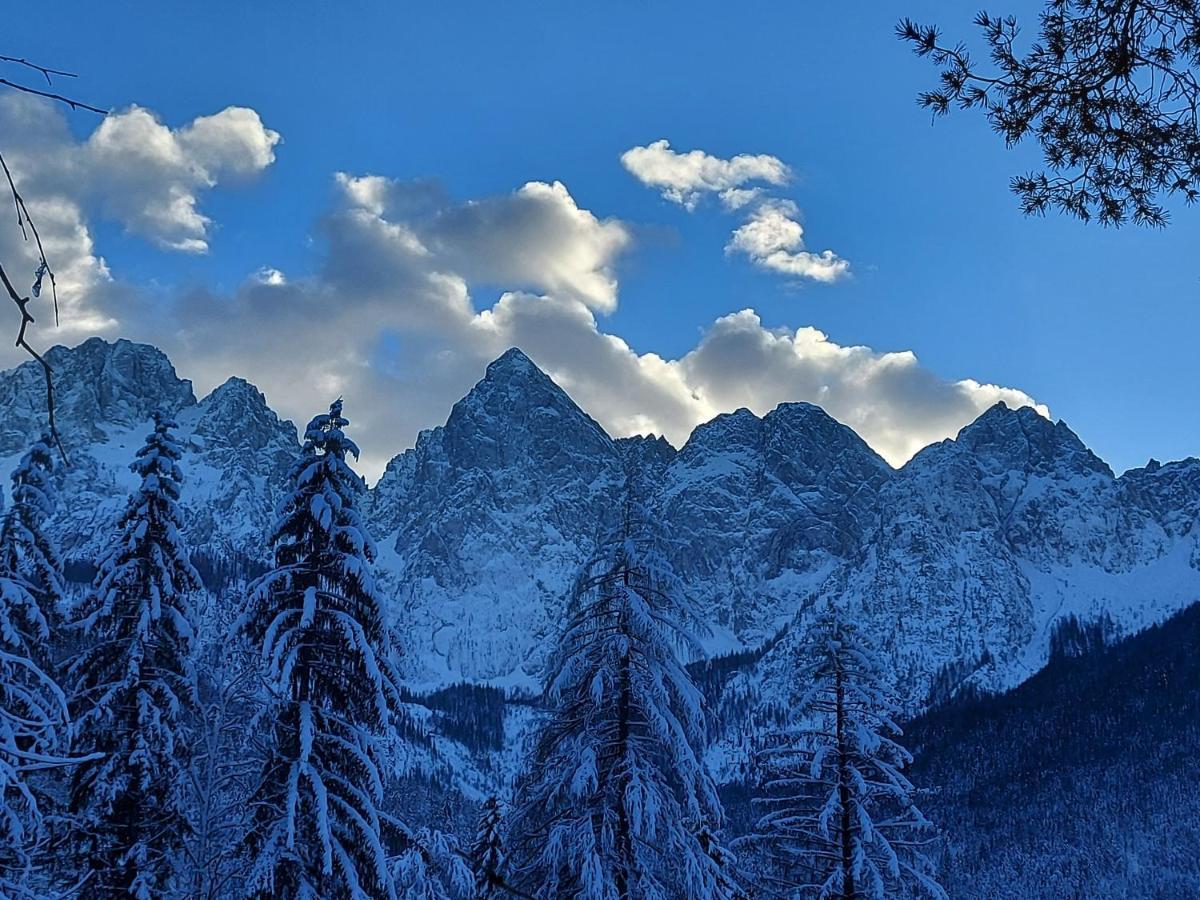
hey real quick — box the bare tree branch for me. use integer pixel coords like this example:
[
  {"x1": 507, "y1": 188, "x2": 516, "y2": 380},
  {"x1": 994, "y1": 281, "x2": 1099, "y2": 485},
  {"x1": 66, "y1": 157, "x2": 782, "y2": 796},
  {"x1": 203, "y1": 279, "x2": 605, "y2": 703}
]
[
  {"x1": 0, "y1": 260, "x2": 65, "y2": 462},
  {"x1": 0, "y1": 77, "x2": 106, "y2": 114},
  {"x1": 0, "y1": 55, "x2": 82, "y2": 84},
  {"x1": 1, "y1": 152, "x2": 58, "y2": 324},
  {"x1": 0, "y1": 52, "x2": 107, "y2": 462}
]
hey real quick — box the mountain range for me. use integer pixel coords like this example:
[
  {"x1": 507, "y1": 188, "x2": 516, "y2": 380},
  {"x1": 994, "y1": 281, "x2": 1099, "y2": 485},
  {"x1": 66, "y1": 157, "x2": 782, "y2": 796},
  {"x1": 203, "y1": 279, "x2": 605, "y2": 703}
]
[{"x1": 3, "y1": 337, "x2": 1197, "y2": 717}]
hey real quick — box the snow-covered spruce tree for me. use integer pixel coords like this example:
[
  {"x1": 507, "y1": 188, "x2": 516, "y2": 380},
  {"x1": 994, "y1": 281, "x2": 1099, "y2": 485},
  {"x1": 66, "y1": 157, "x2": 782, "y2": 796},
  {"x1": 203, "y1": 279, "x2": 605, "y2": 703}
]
[
  {"x1": 66, "y1": 411, "x2": 202, "y2": 899},
  {"x1": 240, "y1": 399, "x2": 414, "y2": 899},
  {"x1": 507, "y1": 509, "x2": 727, "y2": 899},
  {"x1": 746, "y1": 609, "x2": 945, "y2": 900},
  {"x1": 182, "y1": 632, "x2": 262, "y2": 900},
  {"x1": 0, "y1": 434, "x2": 66, "y2": 671},
  {"x1": 697, "y1": 825, "x2": 748, "y2": 900},
  {"x1": 471, "y1": 795, "x2": 507, "y2": 898},
  {"x1": 0, "y1": 571, "x2": 71, "y2": 898}
]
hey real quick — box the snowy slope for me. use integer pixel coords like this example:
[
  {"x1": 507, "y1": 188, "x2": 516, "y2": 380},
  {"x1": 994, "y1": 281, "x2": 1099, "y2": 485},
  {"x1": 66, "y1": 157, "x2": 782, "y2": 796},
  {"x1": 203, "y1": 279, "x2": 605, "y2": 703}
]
[
  {"x1": 651, "y1": 402, "x2": 891, "y2": 646},
  {"x1": 755, "y1": 403, "x2": 1200, "y2": 711}
]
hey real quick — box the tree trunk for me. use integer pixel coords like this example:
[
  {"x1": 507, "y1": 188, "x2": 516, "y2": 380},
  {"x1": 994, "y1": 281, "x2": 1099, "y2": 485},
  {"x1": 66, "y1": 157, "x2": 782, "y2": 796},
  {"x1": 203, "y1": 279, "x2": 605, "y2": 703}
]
[
  {"x1": 835, "y1": 660, "x2": 856, "y2": 900},
  {"x1": 614, "y1": 565, "x2": 634, "y2": 900}
]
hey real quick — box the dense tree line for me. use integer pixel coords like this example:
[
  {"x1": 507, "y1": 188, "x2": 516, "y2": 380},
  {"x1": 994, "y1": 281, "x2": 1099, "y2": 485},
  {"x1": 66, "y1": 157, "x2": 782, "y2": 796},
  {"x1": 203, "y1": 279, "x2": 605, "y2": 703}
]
[{"x1": 908, "y1": 600, "x2": 1200, "y2": 898}]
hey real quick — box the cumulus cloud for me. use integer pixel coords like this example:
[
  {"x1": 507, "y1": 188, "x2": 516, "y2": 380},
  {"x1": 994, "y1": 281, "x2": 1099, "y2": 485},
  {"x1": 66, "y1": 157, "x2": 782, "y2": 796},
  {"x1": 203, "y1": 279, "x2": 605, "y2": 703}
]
[
  {"x1": 726, "y1": 199, "x2": 849, "y2": 283},
  {"x1": 135, "y1": 172, "x2": 1037, "y2": 479},
  {"x1": 675, "y1": 310, "x2": 1047, "y2": 466},
  {"x1": 332, "y1": 175, "x2": 629, "y2": 312},
  {"x1": 0, "y1": 99, "x2": 1043, "y2": 481},
  {"x1": 620, "y1": 139, "x2": 791, "y2": 210},
  {"x1": 253, "y1": 267, "x2": 287, "y2": 286},
  {"x1": 623, "y1": 139, "x2": 849, "y2": 284},
  {"x1": 0, "y1": 95, "x2": 279, "y2": 346},
  {"x1": 84, "y1": 105, "x2": 280, "y2": 252}
]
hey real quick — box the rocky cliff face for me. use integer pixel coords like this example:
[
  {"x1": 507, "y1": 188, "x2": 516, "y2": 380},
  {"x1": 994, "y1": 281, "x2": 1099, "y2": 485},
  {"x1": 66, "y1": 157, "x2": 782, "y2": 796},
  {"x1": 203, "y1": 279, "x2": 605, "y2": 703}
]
[
  {"x1": 369, "y1": 348, "x2": 627, "y2": 688},
  {"x1": 651, "y1": 402, "x2": 891, "y2": 643},
  {"x1": 3, "y1": 339, "x2": 1197, "y2": 710},
  {"x1": 753, "y1": 402, "x2": 1200, "y2": 711}
]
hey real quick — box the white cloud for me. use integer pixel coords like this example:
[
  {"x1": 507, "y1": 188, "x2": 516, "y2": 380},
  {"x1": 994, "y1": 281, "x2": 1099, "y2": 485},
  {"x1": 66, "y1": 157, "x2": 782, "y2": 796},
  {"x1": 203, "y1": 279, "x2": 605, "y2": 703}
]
[
  {"x1": 253, "y1": 267, "x2": 287, "y2": 286},
  {"x1": 0, "y1": 95, "x2": 279, "y2": 344},
  {"x1": 674, "y1": 310, "x2": 1047, "y2": 466},
  {"x1": 620, "y1": 139, "x2": 790, "y2": 210},
  {"x1": 623, "y1": 139, "x2": 848, "y2": 284},
  {"x1": 334, "y1": 175, "x2": 629, "y2": 312},
  {"x1": 727, "y1": 199, "x2": 850, "y2": 283},
  {"x1": 177, "y1": 106, "x2": 281, "y2": 178},
  {"x1": 136, "y1": 172, "x2": 1037, "y2": 479},
  {"x1": 0, "y1": 100, "x2": 1044, "y2": 481},
  {"x1": 85, "y1": 105, "x2": 280, "y2": 252}
]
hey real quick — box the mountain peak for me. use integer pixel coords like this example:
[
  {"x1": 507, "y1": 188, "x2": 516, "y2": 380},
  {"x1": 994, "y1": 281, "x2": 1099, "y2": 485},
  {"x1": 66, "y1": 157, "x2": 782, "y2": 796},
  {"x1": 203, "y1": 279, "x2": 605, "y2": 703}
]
[
  {"x1": 766, "y1": 401, "x2": 853, "y2": 435},
  {"x1": 484, "y1": 347, "x2": 542, "y2": 381},
  {"x1": 428, "y1": 347, "x2": 616, "y2": 473},
  {"x1": 192, "y1": 375, "x2": 297, "y2": 453},
  {"x1": 956, "y1": 400, "x2": 1111, "y2": 479},
  {"x1": 0, "y1": 337, "x2": 195, "y2": 454},
  {"x1": 203, "y1": 375, "x2": 261, "y2": 402}
]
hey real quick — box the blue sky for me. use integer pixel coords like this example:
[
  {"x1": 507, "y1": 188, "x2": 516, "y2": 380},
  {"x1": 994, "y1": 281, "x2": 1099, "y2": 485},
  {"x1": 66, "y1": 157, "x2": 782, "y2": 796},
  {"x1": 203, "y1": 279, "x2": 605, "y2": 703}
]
[{"x1": 8, "y1": 0, "x2": 1199, "y2": 477}]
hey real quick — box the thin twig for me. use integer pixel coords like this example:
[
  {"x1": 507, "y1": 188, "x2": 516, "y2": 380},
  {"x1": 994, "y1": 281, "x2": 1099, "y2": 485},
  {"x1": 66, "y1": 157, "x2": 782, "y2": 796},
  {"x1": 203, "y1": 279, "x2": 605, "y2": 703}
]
[
  {"x1": 0, "y1": 260, "x2": 66, "y2": 463},
  {"x1": 0, "y1": 78, "x2": 105, "y2": 114},
  {"x1": 0, "y1": 52, "x2": 107, "y2": 463},
  {"x1": 0, "y1": 55, "x2": 80, "y2": 85},
  {"x1": 0, "y1": 152, "x2": 58, "y2": 323}
]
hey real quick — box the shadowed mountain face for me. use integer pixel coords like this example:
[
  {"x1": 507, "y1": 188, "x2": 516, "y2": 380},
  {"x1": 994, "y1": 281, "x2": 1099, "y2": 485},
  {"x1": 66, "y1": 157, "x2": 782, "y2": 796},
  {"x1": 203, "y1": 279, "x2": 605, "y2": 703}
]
[{"x1": 1, "y1": 339, "x2": 1197, "y2": 703}]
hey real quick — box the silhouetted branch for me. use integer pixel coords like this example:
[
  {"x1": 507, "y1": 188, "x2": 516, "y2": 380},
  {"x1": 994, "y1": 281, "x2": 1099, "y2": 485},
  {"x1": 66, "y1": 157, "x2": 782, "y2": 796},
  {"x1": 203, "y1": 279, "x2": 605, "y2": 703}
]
[
  {"x1": 1, "y1": 152, "x2": 58, "y2": 323},
  {"x1": 0, "y1": 260, "x2": 65, "y2": 461},
  {"x1": 0, "y1": 55, "x2": 81, "y2": 84},
  {"x1": 0, "y1": 77, "x2": 106, "y2": 114},
  {"x1": 898, "y1": 3, "x2": 1200, "y2": 227},
  {"x1": 0, "y1": 53, "x2": 107, "y2": 462}
]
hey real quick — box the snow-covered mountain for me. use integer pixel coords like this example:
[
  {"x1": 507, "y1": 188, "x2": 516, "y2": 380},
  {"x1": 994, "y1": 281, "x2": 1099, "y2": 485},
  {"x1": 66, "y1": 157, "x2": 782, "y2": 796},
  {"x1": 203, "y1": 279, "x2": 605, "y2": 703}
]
[
  {"x1": 0, "y1": 338, "x2": 297, "y2": 567},
  {"x1": 651, "y1": 402, "x2": 891, "y2": 644},
  {"x1": 369, "y1": 348, "x2": 628, "y2": 688},
  {"x1": 2, "y1": 338, "x2": 1197, "y2": 710}
]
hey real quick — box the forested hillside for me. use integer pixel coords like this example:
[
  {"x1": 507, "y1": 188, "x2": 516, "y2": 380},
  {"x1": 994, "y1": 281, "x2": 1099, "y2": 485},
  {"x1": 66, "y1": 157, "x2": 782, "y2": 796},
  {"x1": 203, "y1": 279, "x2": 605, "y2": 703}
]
[{"x1": 908, "y1": 603, "x2": 1200, "y2": 898}]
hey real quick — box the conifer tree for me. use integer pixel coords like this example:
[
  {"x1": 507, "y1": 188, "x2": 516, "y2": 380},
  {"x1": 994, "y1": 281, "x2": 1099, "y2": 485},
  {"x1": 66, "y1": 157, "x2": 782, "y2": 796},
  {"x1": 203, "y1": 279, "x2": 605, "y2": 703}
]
[
  {"x1": 697, "y1": 825, "x2": 747, "y2": 900},
  {"x1": 0, "y1": 434, "x2": 65, "y2": 672},
  {"x1": 183, "y1": 609, "x2": 262, "y2": 900},
  {"x1": 507, "y1": 509, "x2": 726, "y2": 899},
  {"x1": 240, "y1": 399, "x2": 411, "y2": 899},
  {"x1": 747, "y1": 609, "x2": 945, "y2": 899},
  {"x1": 471, "y1": 795, "x2": 507, "y2": 898},
  {"x1": 65, "y1": 412, "x2": 201, "y2": 898},
  {"x1": 0, "y1": 573, "x2": 69, "y2": 898}
]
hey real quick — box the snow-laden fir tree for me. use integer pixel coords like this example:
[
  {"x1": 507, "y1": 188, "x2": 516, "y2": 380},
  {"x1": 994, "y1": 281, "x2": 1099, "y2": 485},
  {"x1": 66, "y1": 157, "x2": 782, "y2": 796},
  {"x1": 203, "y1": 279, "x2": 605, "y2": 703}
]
[
  {"x1": 0, "y1": 434, "x2": 65, "y2": 672},
  {"x1": 697, "y1": 825, "x2": 747, "y2": 900},
  {"x1": 183, "y1": 581, "x2": 264, "y2": 900},
  {"x1": 391, "y1": 825, "x2": 472, "y2": 900},
  {"x1": 240, "y1": 399, "x2": 417, "y2": 899},
  {"x1": 745, "y1": 608, "x2": 945, "y2": 899},
  {"x1": 471, "y1": 795, "x2": 507, "y2": 898},
  {"x1": 507, "y1": 506, "x2": 727, "y2": 899},
  {"x1": 66, "y1": 411, "x2": 202, "y2": 899},
  {"x1": 0, "y1": 567, "x2": 71, "y2": 898}
]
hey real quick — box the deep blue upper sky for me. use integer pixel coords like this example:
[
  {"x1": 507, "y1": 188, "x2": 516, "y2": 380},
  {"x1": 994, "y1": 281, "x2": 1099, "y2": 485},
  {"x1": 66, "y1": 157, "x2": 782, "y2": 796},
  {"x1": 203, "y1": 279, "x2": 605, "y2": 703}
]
[{"x1": 15, "y1": 0, "x2": 1200, "y2": 473}]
